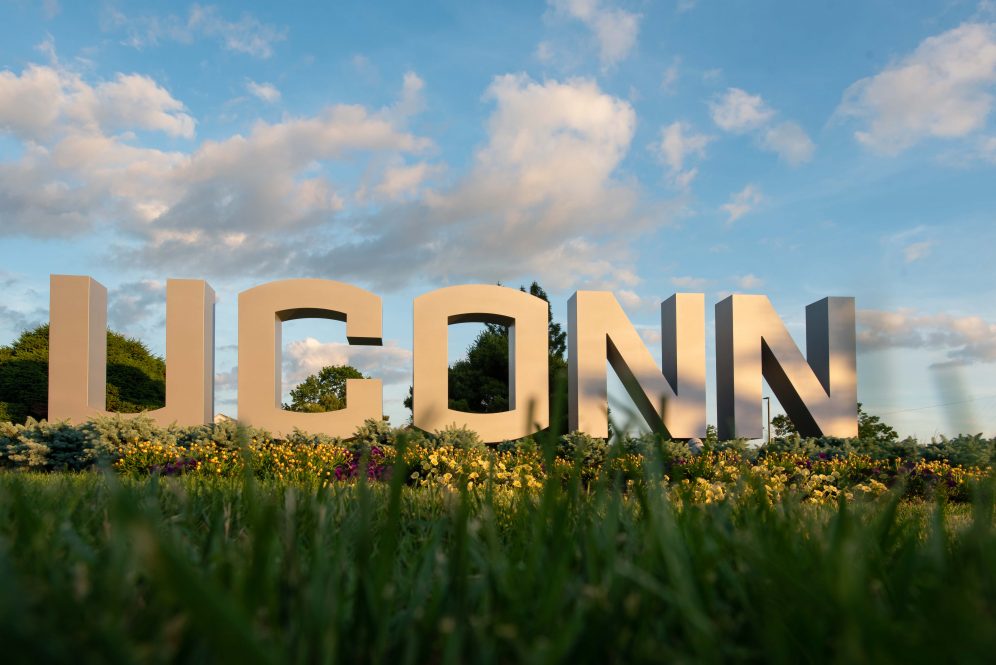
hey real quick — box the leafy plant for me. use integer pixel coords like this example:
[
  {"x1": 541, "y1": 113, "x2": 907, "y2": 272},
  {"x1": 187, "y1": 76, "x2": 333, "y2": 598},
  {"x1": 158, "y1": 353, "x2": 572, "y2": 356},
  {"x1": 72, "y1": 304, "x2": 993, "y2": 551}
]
[{"x1": 284, "y1": 364, "x2": 366, "y2": 412}]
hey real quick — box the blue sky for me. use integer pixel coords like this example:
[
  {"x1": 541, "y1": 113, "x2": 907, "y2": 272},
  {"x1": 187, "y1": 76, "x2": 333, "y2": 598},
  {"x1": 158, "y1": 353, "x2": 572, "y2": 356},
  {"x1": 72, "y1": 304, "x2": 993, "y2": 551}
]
[{"x1": 1, "y1": 0, "x2": 995, "y2": 438}]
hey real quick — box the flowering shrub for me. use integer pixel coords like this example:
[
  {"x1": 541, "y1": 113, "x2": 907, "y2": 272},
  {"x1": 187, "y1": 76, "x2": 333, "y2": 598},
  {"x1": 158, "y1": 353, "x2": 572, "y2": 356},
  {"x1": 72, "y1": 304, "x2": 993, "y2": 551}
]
[{"x1": 1, "y1": 417, "x2": 991, "y2": 504}]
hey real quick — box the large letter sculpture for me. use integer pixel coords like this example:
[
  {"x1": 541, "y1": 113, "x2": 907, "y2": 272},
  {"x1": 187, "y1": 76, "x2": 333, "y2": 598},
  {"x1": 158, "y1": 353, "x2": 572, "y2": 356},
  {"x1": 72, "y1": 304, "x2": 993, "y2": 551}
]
[
  {"x1": 238, "y1": 279, "x2": 382, "y2": 438},
  {"x1": 569, "y1": 292, "x2": 706, "y2": 439},
  {"x1": 49, "y1": 275, "x2": 216, "y2": 426},
  {"x1": 715, "y1": 295, "x2": 857, "y2": 439},
  {"x1": 413, "y1": 285, "x2": 548, "y2": 443}
]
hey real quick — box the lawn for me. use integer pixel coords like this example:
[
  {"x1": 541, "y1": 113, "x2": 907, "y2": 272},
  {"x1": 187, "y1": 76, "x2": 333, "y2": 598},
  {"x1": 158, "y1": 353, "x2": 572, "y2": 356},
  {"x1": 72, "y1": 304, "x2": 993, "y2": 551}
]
[{"x1": 1, "y1": 465, "x2": 994, "y2": 664}]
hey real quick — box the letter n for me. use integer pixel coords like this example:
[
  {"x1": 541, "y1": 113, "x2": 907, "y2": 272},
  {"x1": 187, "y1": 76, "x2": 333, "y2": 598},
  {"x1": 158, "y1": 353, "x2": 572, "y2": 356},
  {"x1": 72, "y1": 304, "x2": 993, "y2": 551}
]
[
  {"x1": 569, "y1": 292, "x2": 706, "y2": 439},
  {"x1": 715, "y1": 295, "x2": 857, "y2": 439}
]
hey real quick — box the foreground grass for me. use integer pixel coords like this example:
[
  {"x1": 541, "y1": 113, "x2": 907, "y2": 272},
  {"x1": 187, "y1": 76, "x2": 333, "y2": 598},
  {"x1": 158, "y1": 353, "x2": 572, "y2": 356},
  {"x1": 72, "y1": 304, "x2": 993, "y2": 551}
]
[{"x1": 0, "y1": 469, "x2": 994, "y2": 664}]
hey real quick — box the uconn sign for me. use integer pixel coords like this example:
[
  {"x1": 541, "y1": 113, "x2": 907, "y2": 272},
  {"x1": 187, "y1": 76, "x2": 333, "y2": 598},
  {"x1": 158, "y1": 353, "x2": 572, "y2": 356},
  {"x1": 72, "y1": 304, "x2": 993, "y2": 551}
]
[{"x1": 45, "y1": 275, "x2": 857, "y2": 443}]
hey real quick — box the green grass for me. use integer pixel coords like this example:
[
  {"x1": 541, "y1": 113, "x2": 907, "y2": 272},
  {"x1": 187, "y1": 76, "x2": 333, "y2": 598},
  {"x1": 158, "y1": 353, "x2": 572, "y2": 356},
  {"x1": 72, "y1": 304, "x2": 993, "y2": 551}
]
[{"x1": 0, "y1": 467, "x2": 994, "y2": 664}]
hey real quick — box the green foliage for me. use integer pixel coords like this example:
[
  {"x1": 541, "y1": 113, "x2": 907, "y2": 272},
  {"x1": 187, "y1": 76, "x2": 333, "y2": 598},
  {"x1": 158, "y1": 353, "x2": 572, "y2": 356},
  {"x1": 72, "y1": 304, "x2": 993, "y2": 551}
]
[
  {"x1": 0, "y1": 324, "x2": 166, "y2": 424},
  {"x1": 1, "y1": 472, "x2": 996, "y2": 662},
  {"x1": 772, "y1": 403, "x2": 899, "y2": 445},
  {"x1": 704, "y1": 437, "x2": 753, "y2": 456},
  {"x1": 857, "y1": 403, "x2": 899, "y2": 444},
  {"x1": 285, "y1": 364, "x2": 366, "y2": 412},
  {"x1": 770, "y1": 413, "x2": 796, "y2": 438},
  {"x1": 0, "y1": 418, "x2": 93, "y2": 470},
  {"x1": 447, "y1": 324, "x2": 512, "y2": 413},
  {"x1": 282, "y1": 428, "x2": 342, "y2": 448},
  {"x1": 175, "y1": 419, "x2": 272, "y2": 449},
  {"x1": 431, "y1": 423, "x2": 484, "y2": 450},
  {"x1": 922, "y1": 433, "x2": 996, "y2": 467},
  {"x1": 557, "y1": 430, "x2": 609, "y2": 476},
  {"x1": 83, "y1": 413, "x2": 180, "y2": 456},
  {"x1": 350, "y1": 417, "x2": 393, "y2": 446}
]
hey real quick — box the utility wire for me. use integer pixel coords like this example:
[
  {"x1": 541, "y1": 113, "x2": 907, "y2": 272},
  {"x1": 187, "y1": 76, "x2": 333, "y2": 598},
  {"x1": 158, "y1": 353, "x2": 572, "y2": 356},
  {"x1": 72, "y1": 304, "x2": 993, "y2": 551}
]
[{"x1": 875, "y1": 394, "x2": 996, "y2": 417}]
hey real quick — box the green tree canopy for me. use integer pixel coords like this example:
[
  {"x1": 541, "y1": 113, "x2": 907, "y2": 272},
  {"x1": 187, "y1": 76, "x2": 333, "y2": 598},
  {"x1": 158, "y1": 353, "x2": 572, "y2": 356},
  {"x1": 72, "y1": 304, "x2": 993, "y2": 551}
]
[
  {"x1": 771, "y1": 403, "x2": 898, "y2": 443},
  {"x1": 0, "y1": 324, "x2": 166, "y2": 424},
  {"x1": 284, "y1": 365, "x2": 366, "y2": 413},
  {"x1": 405, "y1": 281, "x2": 569, "y2": 433}
]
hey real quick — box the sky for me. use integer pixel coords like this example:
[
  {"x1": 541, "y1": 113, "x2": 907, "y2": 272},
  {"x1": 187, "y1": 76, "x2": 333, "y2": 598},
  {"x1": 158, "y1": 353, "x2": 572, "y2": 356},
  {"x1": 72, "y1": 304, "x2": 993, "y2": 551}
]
[{"x1": 1, "y1": 0, "x2": 995, "y2": 439}]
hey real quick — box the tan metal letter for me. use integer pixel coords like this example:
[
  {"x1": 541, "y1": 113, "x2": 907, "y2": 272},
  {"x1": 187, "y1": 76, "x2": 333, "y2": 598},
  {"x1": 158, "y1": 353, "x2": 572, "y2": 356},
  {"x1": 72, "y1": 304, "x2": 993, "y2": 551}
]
[
  {"x1": 237, "y1": 279, "x2": 382, "y2": 438},
  {"x1": 413, "y1": 285, "x2": 548, "y2": 443},
  {"x1": 568, "y1": 292, "x2": 706, "y2": 439},
  {"x1": 715, "y1": 295, "x2": 857, "y2": 439},
  {"x1": 48, "y1": 275, "x2": 216, "y2": 426}
]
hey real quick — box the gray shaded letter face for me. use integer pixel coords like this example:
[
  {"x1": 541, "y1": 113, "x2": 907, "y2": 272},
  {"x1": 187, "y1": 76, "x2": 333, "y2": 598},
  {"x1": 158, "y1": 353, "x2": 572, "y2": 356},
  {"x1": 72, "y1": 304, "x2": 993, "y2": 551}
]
[
  {"x1": 413, "y1": 285, "x2": 549, "y2": 443},
  {"x1": 48, "y1": 275, "x2": 216, "y2": 426},
  {"x1": 237, "y1": 279, "x2": 383, "y2": 438},
  {"x1": 568, "y1": 292, "x2": 706, "y2": 439},
  {"x1": 715, "y1": 295, "x2": 857, "y2": 439}
]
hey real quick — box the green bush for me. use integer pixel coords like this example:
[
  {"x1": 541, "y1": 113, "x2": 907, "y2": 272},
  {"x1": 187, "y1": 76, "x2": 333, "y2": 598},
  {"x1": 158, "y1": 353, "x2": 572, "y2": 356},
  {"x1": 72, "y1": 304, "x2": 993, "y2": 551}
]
[
  {"x1": 431, "y1": 423, "x2": 484, "y2": 450},
  {"x1": 558, "y1": 431, "x2": 609, "y2": 479},
  {"x1": 0, "y1": 418, "x2": 93, "y2": 470},
  {"x1": 922, "y1": 434, "x2": 996, "y2": 467}
]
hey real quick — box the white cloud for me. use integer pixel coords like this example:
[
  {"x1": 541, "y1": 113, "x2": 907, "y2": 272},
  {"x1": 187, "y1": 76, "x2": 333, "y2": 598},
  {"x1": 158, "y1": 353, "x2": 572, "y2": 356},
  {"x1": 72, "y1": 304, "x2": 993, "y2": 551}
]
[
  {"x1": 246, "y1": 80, "x2": 280, "y2": 103},
  {"x1": 0, "y1": 65, "x2": 195, "y2": 141},
  {"x1": 857, "y1": 308, "x2": 996, "y2": 366},
  {"x1": 709, "y1": 88, "x2": 775, "y2": 133},
  {"x1": 661, "y1": 60, "x2": 680, "y2": 94},
  {"x1": 903, "y1": 240, "x2": 933, "y2": 263},
  {"x1": 655, "y1": 121, "x2": 712, "y2": 188},
  {"x1": 720, "y1": 185, "x2": 762, "y2": 223},
  {"x1": 637, "y1": 326, "x2": 661, "y2": 346},
  {"x1": 95, "y1": 73, "x2": 197, "y2": 138},
  {"x1": 307, "y1": 74, "x2": 647, "y2": 290},
  {"x1": 108, "y1": 280, "x2": 166, "y2": 330},
  {"x1": 535, "y1": 41, "x2": 555, "y2": 63},
  {"x1": 549, "y1": 0, "x2": 641, "y2": 66},
  {"x1": 980, "y1": 135, "x2": 996, "y2": 160},
  {"x1": 884, "y1": 226, "x2": 936, "y2": 265},
  {"x1": 837, "y1": 22, "x2": 996, "y2": 153},
  {"x1": 0, "y1": 63, "x2": 198, "y2": 236},
  {"x1": 735, "y1": 273, "x2": 763, "y2": 290},
  {"x1": 671, "y1": 275, "x2": 710, "y2": 289},
  {"x1": 0, "y1": 60, "x2": 428, "y2": 258},
  {"x1": 372, "y1": 161, "x2": 440, "y2": 201},
  {"x1": 104, "y1": 3, "x2": 287, "y2": 59},
  {"x1": 760, "y1": 121, "x2": 815, "y2": 165},
  {"x1": 710, "y1": 87, "x2": 815, "y2": 164},
  {"x1": 0, "y1": 64, "x2": 65, "y2": 139},
  {"x1": 616, "y1": 289, "x2": 661, "y2": 311},
  {"x1": 283, "y1": 337, "x2": 413, "y2": 386},
  {"x1": 215, "y1": 366, "x2": 237, "y2": 390},
  {"x1": 391, "y1": 71, "x2": 426, "y2": 118},
  {"x1": 0, "y1": 59, "x2": 659, "y2": 293},
  {"x1": 0, "y1": 304, "x2": 46, "y2": 337}
]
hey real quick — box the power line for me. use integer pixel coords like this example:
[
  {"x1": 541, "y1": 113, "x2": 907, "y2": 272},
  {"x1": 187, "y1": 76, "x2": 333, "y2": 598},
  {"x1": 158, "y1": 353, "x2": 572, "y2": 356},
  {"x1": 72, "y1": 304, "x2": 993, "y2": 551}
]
[{"x1": 875, "y1": 393, "x2": 996, "y2": 417}]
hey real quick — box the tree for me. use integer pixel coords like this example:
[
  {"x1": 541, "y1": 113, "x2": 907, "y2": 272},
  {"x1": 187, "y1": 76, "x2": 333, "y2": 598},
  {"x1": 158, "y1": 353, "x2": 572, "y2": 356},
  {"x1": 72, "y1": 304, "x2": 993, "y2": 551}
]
[
  {"x1": 769, "y1": 403, "x2": 897, "y2": 443},
  {"x1": 770, "y1": 413, "x2": 796, "y2": 439},
  {"x1": 285, "y1": 365, "x2": 366, "y2": 412},
  {"x1": 0, "y1": 324, "x2": 166, "y2": 424},
  {"x1": 404, "y1": 282, "x2": 570, "y2": 433},
  {"x1": 856, "y1": 404, "x2": 898, "y2": 444}
]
